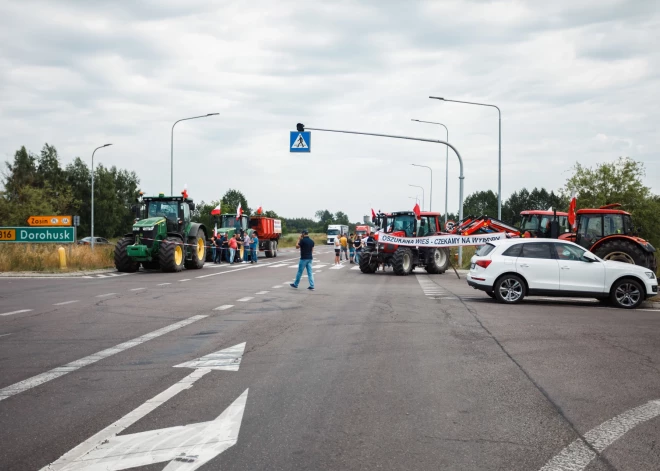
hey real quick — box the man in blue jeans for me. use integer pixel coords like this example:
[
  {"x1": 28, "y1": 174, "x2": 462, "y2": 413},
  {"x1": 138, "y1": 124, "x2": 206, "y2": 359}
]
[
  {"x1": 290, "y1": 229, "x2": 315, "y2": 290},
  {"x1": 250, "y1": 231, "x2": 259, "y2": 263}
]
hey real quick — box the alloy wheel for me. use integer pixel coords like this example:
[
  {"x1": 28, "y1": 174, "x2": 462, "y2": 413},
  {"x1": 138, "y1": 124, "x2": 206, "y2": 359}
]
[
  {"x1": 614, "y1": 282, "x2": 641, "y2": 307},
  {"x1": 499, "y1": 278, "x2": 523, "y2": 302}
]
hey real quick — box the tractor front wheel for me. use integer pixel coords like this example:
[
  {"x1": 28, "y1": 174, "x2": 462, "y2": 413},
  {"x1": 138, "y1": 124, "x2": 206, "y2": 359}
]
[
  {"x1": 115, "y1": 237, "x2": 139, "y2": 273},
  {"x1": 392, "y1": 248, "x2": 414, "y2": 276},
  {"x1": 593, "y1": 239, "x2": 648, "y2": 267},
  {"x1": 425, "y1": 248, "x2": 450, "y2": 274},
  {"x1": 359, "y1": 252, "x2": 378, "y2": 274},
  {"x1": 159, "y1": 237, "x2": 185, "y2": 272},
  {"x1": 184, "y1": 229, "x2": 206, "y2": 269}
]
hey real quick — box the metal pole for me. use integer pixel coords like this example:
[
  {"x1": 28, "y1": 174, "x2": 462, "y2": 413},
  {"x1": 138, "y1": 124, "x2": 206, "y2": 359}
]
[
  {"x1": 298, "y1": 124, "x2": 465, "y2": 266},
  {"x1": 429, "y1": 97, "x2": 501, "y2": 219},
  {"x1": 412, "y1": 164, "x2": 432, "y2": 213},
  {"x1": 91, "y1": 144, "x2": 112, "y2": 251},
  {"x1": 170, "y1": 113, "x2": 219, "y2": 195},
  {"x1": 408, "y1": 184, "x2": 425, "y2": 210},
  {"x1": 411, "y1": 119, "x2": 449, "y2": 220}
]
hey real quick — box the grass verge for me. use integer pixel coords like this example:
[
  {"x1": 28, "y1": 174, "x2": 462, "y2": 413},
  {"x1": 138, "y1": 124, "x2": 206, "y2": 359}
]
[
  {"x1": 279, "y1": 233, "x2": 327, "y2": 249},
  {"x1": 0, "y1": 244, "x2": 115, "y2": 272}
]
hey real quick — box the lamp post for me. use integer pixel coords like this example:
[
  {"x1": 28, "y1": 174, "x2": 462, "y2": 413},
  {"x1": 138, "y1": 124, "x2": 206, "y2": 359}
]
[
  {"x1": 171, "y1": 113, "x2": 219, "y2": 195},
  {"x1": 408, "y1": 184, "x2": 425, "y2": 210},
  {"x1": 91, "y1": 143, "x2": 113, "y2": 251},
  {"x1": 411, "y1": 119, "x2": 448, "y2": 221},
  {"x1": 408, "y1": 195, "x2": 420, "y2": 205},
  {"x1": 429, "y1": 96, "x2": 501, "y2": 219},
  {"x1": 295, "y1": 123, "x2": 466, "y2": 265}
]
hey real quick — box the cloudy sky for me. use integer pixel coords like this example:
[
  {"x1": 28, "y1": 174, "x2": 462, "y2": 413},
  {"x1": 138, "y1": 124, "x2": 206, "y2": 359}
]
[{"x1": 1, "y1": 0, "x2": 658, "y2": 223}]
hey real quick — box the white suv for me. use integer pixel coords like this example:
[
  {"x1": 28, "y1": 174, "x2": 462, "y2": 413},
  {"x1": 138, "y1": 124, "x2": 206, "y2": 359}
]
[{"x1": 467, "y1": 239, "x2": 658, "y2": 309}]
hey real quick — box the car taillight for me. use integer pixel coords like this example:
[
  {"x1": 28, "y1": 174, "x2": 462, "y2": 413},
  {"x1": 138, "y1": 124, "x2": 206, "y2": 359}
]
[{"x1": 476, "y1": 260, "x2": 492, "y2": 269}]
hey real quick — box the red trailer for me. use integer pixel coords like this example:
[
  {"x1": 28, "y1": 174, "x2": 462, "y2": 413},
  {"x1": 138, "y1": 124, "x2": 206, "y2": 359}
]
[{"x1": 249, "y1": 216, "x2": 282, "y2": 257}]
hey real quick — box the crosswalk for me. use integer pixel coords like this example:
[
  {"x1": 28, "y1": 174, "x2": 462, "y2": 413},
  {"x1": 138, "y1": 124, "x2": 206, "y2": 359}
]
[{"x1": 415, "y1": 275, "x2": 457, "y2": 300}]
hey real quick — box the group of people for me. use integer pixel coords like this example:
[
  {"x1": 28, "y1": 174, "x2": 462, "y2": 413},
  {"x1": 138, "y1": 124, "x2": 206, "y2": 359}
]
[
  {"x1": 209, "y1": 230, "x2": 259, "y2": 264},
  {"x1": 333, "y1": 232, "x2": 369, "y2": 266}
]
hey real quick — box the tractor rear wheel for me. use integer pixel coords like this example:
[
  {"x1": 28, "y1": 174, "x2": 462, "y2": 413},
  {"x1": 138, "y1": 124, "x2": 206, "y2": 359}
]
[
  {"x1": 392, "y1": 247, "x2": 414, "y2": 276},
  {"x1": 359, "y1": 252, "x2": 378, "y2": 274},
  {"x1": 159, "y1": 237, "x2": 185, "y2": 272},
  {"x1": 425, "y1": 248, "x2": 449, "y2": 274},
  {"x1": 265, "y1": 240, "x2": 274, "y2": 258},
  {"x1": 184, "y1": 229, "x2": 206, "y2": 269},
  {"x1": 115, "y1": 237, "x2": 139, "y2": 273},
  {"x1": 593, "y1": 239, "x2": 648, "y2": 267}
]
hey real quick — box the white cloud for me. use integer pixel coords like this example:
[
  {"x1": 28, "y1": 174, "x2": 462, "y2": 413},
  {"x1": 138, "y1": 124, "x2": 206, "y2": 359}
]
[{"x1": 0, "y1": 0, "x2": 658, "y2": 223}]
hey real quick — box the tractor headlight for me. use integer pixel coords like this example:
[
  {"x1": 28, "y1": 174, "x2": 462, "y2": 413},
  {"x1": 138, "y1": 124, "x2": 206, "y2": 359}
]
[{"x1": 645, "y1": 271, "x2": 656, "y2": 280}]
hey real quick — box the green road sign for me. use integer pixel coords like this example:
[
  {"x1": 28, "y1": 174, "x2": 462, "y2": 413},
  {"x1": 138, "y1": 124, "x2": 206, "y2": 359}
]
[{"x1": 0, "y1": 227, "x2": 76, "y2": 243}]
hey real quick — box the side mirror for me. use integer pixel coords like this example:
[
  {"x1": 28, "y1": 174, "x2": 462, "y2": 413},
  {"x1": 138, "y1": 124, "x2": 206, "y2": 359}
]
[
  {"x1": 582, "y1": 252, "x2": 598, "y2": 262},
  {"x1": 189, "y1": 202, "x2": 195, "y2": 211}
]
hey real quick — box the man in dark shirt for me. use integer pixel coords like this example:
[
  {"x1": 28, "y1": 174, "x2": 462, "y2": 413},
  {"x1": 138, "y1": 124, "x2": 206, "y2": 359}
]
[{"x1": 290, "y1": 229, "x2": 315, "y2": 290}]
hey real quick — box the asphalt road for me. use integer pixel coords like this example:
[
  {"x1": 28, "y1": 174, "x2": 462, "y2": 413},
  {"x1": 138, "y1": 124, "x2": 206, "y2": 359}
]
[{"x1": 1, "y1": 247, "x2": 660, "y2": 470}]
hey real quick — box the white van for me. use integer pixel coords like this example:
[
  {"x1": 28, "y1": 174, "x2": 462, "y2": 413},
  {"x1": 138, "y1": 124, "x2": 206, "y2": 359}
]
[{"x1": 327, "y1": 224, "x2": 348, "y2": 245}]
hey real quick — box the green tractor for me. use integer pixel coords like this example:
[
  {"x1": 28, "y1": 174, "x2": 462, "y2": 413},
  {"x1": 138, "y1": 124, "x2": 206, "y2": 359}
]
[
  {"x1": 115, "y1": 193, "x2": 208, "y2": 272},
  {"x1": 207, "y1": 214, "x2": 249, "y2": 261}
]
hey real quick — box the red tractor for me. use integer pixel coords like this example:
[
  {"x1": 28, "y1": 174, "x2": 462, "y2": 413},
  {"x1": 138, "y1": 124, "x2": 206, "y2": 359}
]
[
  {"x1": 359, "y1": 211, "x2": 450, "y2": 276},
  {"x1": 559, "y1": 204, "x2": 657, "y2": 271},
  {"x1": 519, "y1": 210, "x2": 570, "y2": 238}
]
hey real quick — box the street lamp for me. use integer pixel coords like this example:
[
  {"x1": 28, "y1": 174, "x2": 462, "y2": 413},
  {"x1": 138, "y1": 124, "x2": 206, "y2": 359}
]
[
  {"x1": 429, "y1": 96, "x2": 501, "y2": 219},
  {"x1": 408, "y1": 195, "x2": 420, "y2": 205},
  {"x1": 295, "y1": 123, "x2": 466, "y2": 265},
  {"x1": 91, "y1": 143, "x2": 113, "y2": 250},
  {"x1": 411, "y1": 119, "x2": 448, "y2": 221},
  {"x1": 170, "y1": 113, "x2": 219, "y2": 195},
  {"x1": 408, "y1": 184, "x2": 425, "y2": 210}
]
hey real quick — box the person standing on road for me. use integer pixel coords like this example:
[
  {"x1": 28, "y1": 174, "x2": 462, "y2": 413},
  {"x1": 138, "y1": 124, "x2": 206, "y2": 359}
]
[
  {"x1": 250, "y1": 231, "x2": 259, "y2": 263},
  {"x1": 334, "y1": 235, "x2": 341, "y2": 265},
  {"x1": 228, "y1": 233, "x2": 237, "y2": 264},
  {"x1": 348, "y1": 233, "x2": 356, "y2": 264},
  {"x1": 210, "y1": 235, "x2": 217, "y2": 263},
  {"x1": 215, "y1": 234, "x2": 225, "y2": 263},
  {"x1": 340, "y1": 233, "x2": 348, "y2": 261},
  {"x1": 290, "y1": 229, "x2": 315, "y2": 290},
  {"x1": 353, "y1": 235, "x2": 362, "y2": 264},
  {"x1": 243, "y1": 232, "x2": 252, "y2": 263}
]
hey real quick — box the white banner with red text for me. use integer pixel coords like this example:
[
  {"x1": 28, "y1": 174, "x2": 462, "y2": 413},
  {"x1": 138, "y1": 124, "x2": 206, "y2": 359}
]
[{"x1": 376, "y1": 231, "x2": 510, "y2": 247}]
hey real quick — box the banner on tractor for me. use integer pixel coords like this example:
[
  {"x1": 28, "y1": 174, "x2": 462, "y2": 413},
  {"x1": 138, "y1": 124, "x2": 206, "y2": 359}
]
[{"x1": 376, "y1": 231, "x2": 510, "y2": 247}]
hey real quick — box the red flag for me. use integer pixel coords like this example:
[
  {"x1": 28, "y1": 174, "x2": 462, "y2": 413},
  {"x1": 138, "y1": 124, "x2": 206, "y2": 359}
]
[
  {"x1": 257, "y1": 206, "x2": 263, "y2": 215},
  {"x1": 211, "y1": 204, "x2": 221, "y2": 216},
  {"x1": 237, "y1": 202, "x2": 243, "y2": 217},
  {"x1": 413, "y1": 203, "x2": 421, "y2": 220},
  {"x1": 567, "y1": 192, "x2": 577, "y2": 229},
  {"x1": 371, "y1": 208, "x2": 376, "y2": 220}
]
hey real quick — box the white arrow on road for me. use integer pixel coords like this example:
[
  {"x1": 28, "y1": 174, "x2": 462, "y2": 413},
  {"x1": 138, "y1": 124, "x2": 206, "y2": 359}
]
[{"x1": 43, "y1": 342, "x2": 247, "y2": 471}]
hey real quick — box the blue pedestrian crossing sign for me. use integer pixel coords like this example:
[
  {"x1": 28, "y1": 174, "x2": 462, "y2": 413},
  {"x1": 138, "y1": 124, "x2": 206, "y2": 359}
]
[{"x1": 290, "y1": 131, "x2": 311, "y2": 152}]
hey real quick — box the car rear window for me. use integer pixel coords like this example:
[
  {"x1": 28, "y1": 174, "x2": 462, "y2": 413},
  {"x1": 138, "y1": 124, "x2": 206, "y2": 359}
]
[
  {"x1": 502, "y1": 244, "x2": 523, "y2": 257},
  {"x1": 475, "y1": 243, "x2": 495, "y2": 257}
]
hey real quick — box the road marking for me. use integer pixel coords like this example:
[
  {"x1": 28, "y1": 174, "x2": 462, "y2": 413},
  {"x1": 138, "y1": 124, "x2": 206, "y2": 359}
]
[
  {"x1": 255, "y1": 291, "x2": 270, "y2": 295},
  {"x1": 53, "y1": 300, "x2": 79, "y2": 306},
  {"x1": 129, "y1": 287, "x2": 146, "y2": 291},
  {"x1": 237, "y1": 297, "x2": 254, "y2": 302},
  {"x1": 0, "y1": 315, "x2": 208, "y2": 402},
  {"x1": 313, "y1": 264, "x2": 328, "y2": 269},
  {"x1": 196, "y1": 257, "x2": 299, "y2": 279},
  {"x1": 95, "y1": 293, "x2": 117, "y2": 298},
  {"x1": 268, "y1": 263, "x2": 290, "y2": 268},
  {"x1": 351, "y1": 266, "x2": 361, "y2": 270},
  {"x1": 157, "y1": 282, "x2": 171, "y2": 286},
  {"x1": 637, "y1": 308, "x2": 660, "y2": 312},
  {"x1": 0, "y1": 309, "x2": 33, "y2": 317},
  {"x1": 0, "y1": 333, "x2": 12, "y2": 338},
  {"x1": 213, "y1": 305, "x2": 234, "y2": 311},
  {"x1": 539, "y1": 399, "x2": 660, "y2": 471},
  {"x1": 44, "y1": 344, "x2": 247, "y2": 471},
  {"x1": 179, "y1": 278, "x2": 191, "y2": 282},
  {"x1": 330, "y1": 265, "x2": 345, "y2": 270},
  {"x1": 272, "y1": 285, "x2": 283, "y2": 289}
]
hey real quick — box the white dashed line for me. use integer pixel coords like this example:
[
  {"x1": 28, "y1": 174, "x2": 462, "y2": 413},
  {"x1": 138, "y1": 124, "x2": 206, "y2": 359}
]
[
  {"x1": 213, "y1": 305, "x2": 234, "y2": 311},
  {"x1": 157, "y1": 283, "x2": 171, "y2": 286},
  {"x1": 255, "y1": 291, "x2": 270, "y2": 295},
  {"x1": 0, "y1": 315, "x2": 208, "y2": 402},
  {"x1": 0, "y1": 309, "x2": 33, "y2": 317},
  {"x1": 130, "y1": 288, "x2": 146, "y2": 291},
  {"x1": 53, "y1": 300, "x2": 80, "y2": 306},
  {"x1": 0, "y1": 333, "x2": 12, "y2": 338},
  {"x1": 272, "y1": 285, "x2": 283, "y2": 289},
  {"x1": 179, "y1": 279, "x2": 191, "y2": 282},
  {"x1": 95, "y1": 293, "x2": 117, "y2": 298},
  {"x1": 237, "y1": 297, "x2": 254, "y2": 302}
]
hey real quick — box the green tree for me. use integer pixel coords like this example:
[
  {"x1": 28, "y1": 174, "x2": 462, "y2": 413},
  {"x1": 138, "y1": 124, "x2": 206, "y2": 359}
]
[
  {"x1": 462, "y1": 190, "x2": 498, "y2": 218},
  {"x1": 3, "y1": 146, "x2": 38, "y2": 196},
  {"x1": 334, "y1": 211, "x2": 350, "y2": 226},
  {"x1": 221, "y1": 189, "x2": 250, "y2": 215},
  {"x1": 563, "y1": 157, "x2": 660, "y2": 249},
  {"x1": 502, "y1": 188, "x2": 568, "y2": 226},
  {"x1": 36, "y1": 143, "x2": 66, "y2": 190}
]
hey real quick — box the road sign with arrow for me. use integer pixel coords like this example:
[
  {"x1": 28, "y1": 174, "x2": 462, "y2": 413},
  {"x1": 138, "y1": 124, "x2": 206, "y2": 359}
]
[{"x1": 43, "y1": 342, "x2": 248, "y2": 471}]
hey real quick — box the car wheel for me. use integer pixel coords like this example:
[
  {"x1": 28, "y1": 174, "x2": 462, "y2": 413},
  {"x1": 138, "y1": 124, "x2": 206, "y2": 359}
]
[
  {"x1": 494, "y1": 274, "x2": 525, "y2": 304},
  {"x1": 610, "y1": 278, "x2": 644, "y2": 309}
]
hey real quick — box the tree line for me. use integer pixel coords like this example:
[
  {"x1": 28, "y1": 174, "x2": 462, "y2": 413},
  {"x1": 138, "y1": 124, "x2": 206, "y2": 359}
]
[{"x1": 1, "y1": 144, "x2": 139, "y2": 238}]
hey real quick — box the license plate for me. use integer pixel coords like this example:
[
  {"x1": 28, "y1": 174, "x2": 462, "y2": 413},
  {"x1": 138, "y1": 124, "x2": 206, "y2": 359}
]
[{"x1": 470, "y1": 262, "x2": 475, "y2": 269}]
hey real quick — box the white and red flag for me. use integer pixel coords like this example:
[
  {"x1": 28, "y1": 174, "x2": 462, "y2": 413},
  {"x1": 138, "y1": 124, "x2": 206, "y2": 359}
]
[
  {"x1": 567, "y1": 192, "x2": 577, "y2": 230},
  {"x1": 413, "y1": 203, "x2": 421, "y2": 220},
  {"x1": 211, "y1": 204, "x2": 221, "y2": 216},
  {"x1": 237, "y1": 202, "x2": 243, "y2": 217}
]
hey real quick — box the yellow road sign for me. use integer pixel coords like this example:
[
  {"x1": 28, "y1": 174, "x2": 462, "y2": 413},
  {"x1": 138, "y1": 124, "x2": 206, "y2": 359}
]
[
  {"x1": 0, "y1": 229, "x2": 16, "y2": 241},
  {"x1": 27, "y1": 215, "x2": 72, "y2": 227}
]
